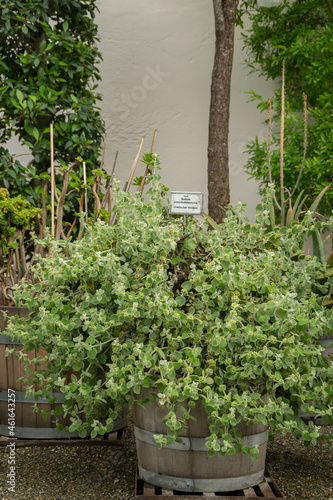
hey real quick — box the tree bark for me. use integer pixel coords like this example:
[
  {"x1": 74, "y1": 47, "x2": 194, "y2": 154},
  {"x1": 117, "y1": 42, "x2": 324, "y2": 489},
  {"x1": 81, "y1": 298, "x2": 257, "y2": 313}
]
[{"x1": 208, "y1": 0, "x2": 238, "y2": 223}]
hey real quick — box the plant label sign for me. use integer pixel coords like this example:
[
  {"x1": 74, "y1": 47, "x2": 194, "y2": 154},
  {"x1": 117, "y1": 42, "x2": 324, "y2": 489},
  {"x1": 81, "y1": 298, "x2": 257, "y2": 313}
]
[{"x1": 169, "y1": 191, "x2": 204, "y2": 216}]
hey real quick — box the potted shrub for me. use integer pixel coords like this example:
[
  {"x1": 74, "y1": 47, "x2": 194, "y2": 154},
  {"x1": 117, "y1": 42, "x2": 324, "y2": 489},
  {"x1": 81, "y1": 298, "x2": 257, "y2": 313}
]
[
  {"x1": 4, "y1": 154, "x2": 333, "y2": 490},
  {"x1": 0, "y1": 176, "x2": 127, "y2": 439}
]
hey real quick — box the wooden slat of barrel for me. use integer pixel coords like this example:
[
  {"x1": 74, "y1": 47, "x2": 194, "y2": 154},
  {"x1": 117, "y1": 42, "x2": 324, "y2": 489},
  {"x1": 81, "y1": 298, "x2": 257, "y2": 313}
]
[
  {"x1": 17, "y1": 348, "x2": 35, "y2": 429},
  {"x1": 0, "y1": 307, "x2": 29, "y2": 432},
  {"x1": 134, "y1": 387, "x2": 268, "y2": 493},
  {"x1": 35, "y1": 347, "x2": 61, "y2": 431}
]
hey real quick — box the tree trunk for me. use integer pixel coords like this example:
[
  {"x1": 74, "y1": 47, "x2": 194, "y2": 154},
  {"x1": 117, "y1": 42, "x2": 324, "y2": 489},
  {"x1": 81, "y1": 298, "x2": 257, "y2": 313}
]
[{"x1": 208, "y1": 0, "x2": 238, "y2": 223}]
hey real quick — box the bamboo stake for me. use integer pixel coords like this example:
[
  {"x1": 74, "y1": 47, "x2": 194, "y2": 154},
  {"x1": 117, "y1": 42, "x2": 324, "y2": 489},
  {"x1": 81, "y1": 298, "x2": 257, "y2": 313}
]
[
  {"x1": 108, "y1": 191, "x2": 111, "y2": 220},
  {"x1": 139, "y1": 129, "x2": 157, "y2": 195},
  {"x1": 267, "y1": 98, "x2": 281, "y2": 210},
  {"x1": 280, "y1": 61, "x2": 285, "y2": 226},
  {"x1": 50, "y1": 123, "x2": 55, "y2": 236},
  {"x1": 268, "y1": 98, "x2": 272, "y2": 184},
  {"x1": 97, "y1": 132, "x2": 107, "y2": 197},
  {"x1": 55, "y1": 165, "x2": 72, "y2": 240},
  {"x1": 83, "y1": 161, "x2": 88, "y2": 224},
  {"x1": 124, "y1": 137, "x2": 145, "y2": 193},
  {"x1": 101, "y1": 150, "x2": 118, "y2": 210},
  {"x1": 111, "y1": 150, "x2": 118, "y2": 178},
  {"x1": 77, "y1": 192, "x2": 85, "y2": 240},
  {"x1": 150, "y1": 129, "x2": 157, "y2": 152},
  {"x1": 41, "y1": 179, "x2": 48, "y2": 240},
  {"x1": 290, "y1": 92, "x2": 308, "y2": 198}
]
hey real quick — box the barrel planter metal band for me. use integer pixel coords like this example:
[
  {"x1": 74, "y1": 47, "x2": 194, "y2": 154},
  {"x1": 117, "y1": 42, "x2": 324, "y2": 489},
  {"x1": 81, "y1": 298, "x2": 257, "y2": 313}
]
[
  {"x1": 0, "y1": 415, "x2": 129, "y2": 440},
  {"x1": 0, "y1": 333, "x2": 22, "y2": 346},
  {"x1": 134, "y1": 425, "x2": 269, "y2": 451},
  {"x1": 137, "y1": 465, "x2": 266, "y2": 493},
  {"x1": 0, "y1": 424, "x2": 77, "y2": 439},
  {"x1": 0, "y1": 389, "x2": 64, "y2": 404},
  {"x1": 133, "y1": 387, "x2": 269, "y2": 493},
  {"x1": 319, "y1": 339, "x2": 333, "y2": 347}
]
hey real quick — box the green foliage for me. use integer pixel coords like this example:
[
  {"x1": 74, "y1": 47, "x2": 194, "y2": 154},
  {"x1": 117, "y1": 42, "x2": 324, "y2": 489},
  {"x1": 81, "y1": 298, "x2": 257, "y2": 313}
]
[
  {"x1": 4, "y1": 156, "x2": 333, "y2": 457},
  {"x1": 0, "y1": 188, "x2": 41, "y2": 304},
  {"x1": 238, "y1": 0, "x2": 333, "y2": 216},
  {"x1": 0, "y1": 188, "x2": 41, "y2": 258},
  {"x1": 0, "y1": 147, "x2": 41, "y2": 205},
  {"x1": 0, "y1": 146, "x2": 112, "y2": 239},
  {"x1": 0, "y1": 0, "x2": 105, "y2": 212}
]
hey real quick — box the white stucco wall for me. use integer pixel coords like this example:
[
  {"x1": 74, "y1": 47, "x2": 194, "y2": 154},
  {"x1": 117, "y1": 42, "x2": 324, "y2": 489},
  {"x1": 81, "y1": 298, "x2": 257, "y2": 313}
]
[{"x1": 96, "y1": 0, "x2": 275, "y2": 220}]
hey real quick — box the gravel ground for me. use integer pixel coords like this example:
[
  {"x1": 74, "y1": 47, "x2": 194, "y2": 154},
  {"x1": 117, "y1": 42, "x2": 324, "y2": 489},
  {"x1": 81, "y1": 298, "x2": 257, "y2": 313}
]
[
  {"x1": 0, "y1": 419, "x2": 332, "y2": 500},
  {"x1": 266, "y1": 425, "x2": 333, "y2": 500}
]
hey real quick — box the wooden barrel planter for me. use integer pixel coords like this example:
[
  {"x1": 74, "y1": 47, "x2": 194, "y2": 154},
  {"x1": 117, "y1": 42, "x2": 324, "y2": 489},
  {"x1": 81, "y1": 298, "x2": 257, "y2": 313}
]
[
  {"x1": 0, "y1": 306, "x2": 128, "y2": 439},
  {"x1": 133, "y1": 387, "x2": 268, "y2": 493}
]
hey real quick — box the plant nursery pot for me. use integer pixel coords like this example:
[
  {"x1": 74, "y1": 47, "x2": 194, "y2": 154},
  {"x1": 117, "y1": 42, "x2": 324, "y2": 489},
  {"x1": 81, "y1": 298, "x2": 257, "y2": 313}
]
[
  {"x1": 133, "y1": 387, "x2": 268, "y2": 493},
  {"x1": 0, "y1": 306, "x2": 128, "y2": 439}
]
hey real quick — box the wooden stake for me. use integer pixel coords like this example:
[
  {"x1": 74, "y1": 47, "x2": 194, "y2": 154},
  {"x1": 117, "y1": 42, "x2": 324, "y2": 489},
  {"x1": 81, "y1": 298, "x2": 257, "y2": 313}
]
[
  {"x1": 280, "y1": 61, "x2": 285, "y2": 225},
  {"x1": 124, "y1": 137, "x2": 144, "y2": 193},
  {"x1": 50, "y1": 123, "x2": 55, "y2": 236},
  {"x1": 110, "y1": 150, "x2": 118, "y2": 179},
  {"x1": 267, "y1": 99, "x2": 280, "y2": 210},
  {"x1": 150, "y1": 128, "x2": 157, "y2": 153},
  {"x1": 290, "y1": 92, "x2": 307, "y2": 198},
  {"x1": 101, "y1": 150, "x2": 118, "y2": 210},
  {"x1": 139, "y1": 129, "x2": 157, "y2": 195},
  {"x1": 83, "y1": 161, "x2": 88, "y2": 223},
  {"x1": 97, "y1": 132, "x2": 107, "y2": 197}
]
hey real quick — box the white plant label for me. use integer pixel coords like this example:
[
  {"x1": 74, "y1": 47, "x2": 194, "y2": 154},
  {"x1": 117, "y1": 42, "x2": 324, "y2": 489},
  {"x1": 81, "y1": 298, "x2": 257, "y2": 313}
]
[{"x1": 169, "y1": 191, "x2": 204, "y2": 215}]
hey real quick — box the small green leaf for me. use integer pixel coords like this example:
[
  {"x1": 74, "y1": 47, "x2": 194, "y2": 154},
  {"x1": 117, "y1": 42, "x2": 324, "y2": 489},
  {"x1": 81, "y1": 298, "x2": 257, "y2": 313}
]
[
  {"x1": 181, "y1": 281, "x2": 192, "y2": 291},
  {"x1": 16, "y1": 89, "x2": 24, "y2": 102},
  {"x1": 32, "y1": 128, "x2": 39, "y2": 141},
  {"x1": 87, "y1": 348, "x2": 97, "y2": 359},
  {"x1": 297, "y1": 317, "x2": 309, "y2": 326},
  {"x1": 175, "y1": 295, "x2": 186, "y2": 307}
]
